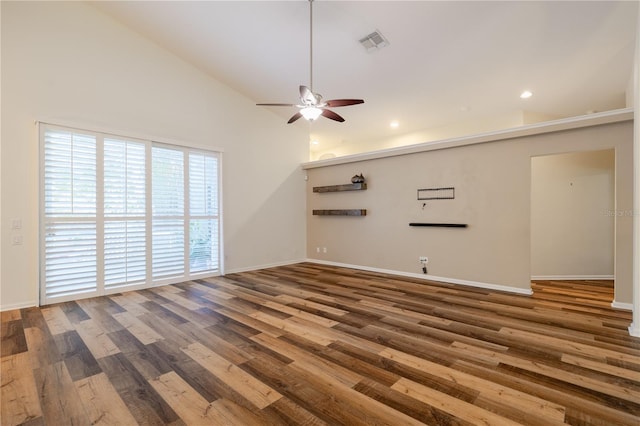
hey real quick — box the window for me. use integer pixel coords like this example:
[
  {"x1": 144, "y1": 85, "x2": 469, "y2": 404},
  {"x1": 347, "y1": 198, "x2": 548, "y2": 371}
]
[
  {"x1": 40, "y1": 124, "x2": 221, "y2": 305},
  {"x1": 104, "y1": 138, "x2": 146, "y2": 289},
  {"x1": 42, "y1": 130, "x2": 97, "y2": 299},
  {"x1": 189, "y1": 152, "x2": 219, "y2": 273},
  {"x1": 152, "y1": 146, "x2": 185, "y2": 279}
]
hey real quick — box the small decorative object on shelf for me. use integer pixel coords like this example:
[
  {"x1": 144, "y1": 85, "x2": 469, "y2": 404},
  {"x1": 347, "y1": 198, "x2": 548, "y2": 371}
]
[{"x1": 351, "y1": 174, "x2": 365, "y2": 184}]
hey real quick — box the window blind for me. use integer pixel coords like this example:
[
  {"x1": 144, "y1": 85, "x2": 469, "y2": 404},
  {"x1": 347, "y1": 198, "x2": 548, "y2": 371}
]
[
  {"x1": 43, "y1": 130, "x2": 97, "y2": 299},
  {"x1": 40, "y1": 124, "x2": 221, "y2": 305},
  {"x1": 152, "y1": 146, "x2": 185, "y2": 279},
  {"x1": 189, "y1": 153, "x2": 219, "y2": 272},
  {"x1": 104, "y1": 138, "x2": 146, "y2": 289}
]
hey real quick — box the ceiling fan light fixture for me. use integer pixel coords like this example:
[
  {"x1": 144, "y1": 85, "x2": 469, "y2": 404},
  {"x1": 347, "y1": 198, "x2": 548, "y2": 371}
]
[
  {"x1": 256, "y1": 0, "x2": 364, "y2": 124},
  {"x1": 301, "y1": 106, "x2": 322, "y2": 121}
]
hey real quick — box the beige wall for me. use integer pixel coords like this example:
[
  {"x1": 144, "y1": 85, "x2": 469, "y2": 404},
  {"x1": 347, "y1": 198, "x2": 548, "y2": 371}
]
[
  {"x1": 0, "y1": 1, "x2": 308, "y2": 309},
  {"x1": 531, "y1": 150, "x2": 615, "y2": 278},
  {"x1": 306, "y1": 120, "x2": 634, "y2": 303}
]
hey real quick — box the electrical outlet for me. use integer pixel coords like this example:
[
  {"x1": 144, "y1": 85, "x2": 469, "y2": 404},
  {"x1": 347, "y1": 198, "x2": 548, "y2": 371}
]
[
  {"x1": 316, "y1": 247, "x2": 320, "y2": 253},
  {"x1": 322, "y1": 247, "x2": 327, "y2": 253},
  {"x1": 419, "y1": 256, "x2": 428, "y2": 263}
]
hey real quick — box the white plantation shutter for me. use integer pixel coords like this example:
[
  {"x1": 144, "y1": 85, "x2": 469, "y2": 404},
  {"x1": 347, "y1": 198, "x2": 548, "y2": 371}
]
[
  {"x1": 152, "y1": 146, "x2": 185, "y2": 279},
  {"x1": 152, "y1": 219, "x2": 185, "y2": 277},
  {"x1": 40, "y1": 123, "x2": 221, "y2": 305},
  {"x1": 104, "y1": 138, "x2": 147, "y2": 289},
  {"x1": 104, "y1": 138, "x2": 146, "y2": 216},
  {"x1": 189, "y1": 153, "x2": 218, "y2": 217},
  {"x1": 44, "y1": 131, "x2": 96, "y2": 217},
  {"x1": 152, "y1": 146, "x2": 184, "y2": 216},
  {"x1": 189, "y1": 219, "x2": 218, "y2": 272},
  {"x1": 189, "y1": 153, "x2": 219, "y2": 272},
  {"x1": 105, "y1": 220, "x2": 146, "y2": 286},
  {"x1": 43, "y1": 130, "x2": 97, "y2": 299},
  {"x1": 44, "y1": 221, "x2": 97, "y2": 298}
]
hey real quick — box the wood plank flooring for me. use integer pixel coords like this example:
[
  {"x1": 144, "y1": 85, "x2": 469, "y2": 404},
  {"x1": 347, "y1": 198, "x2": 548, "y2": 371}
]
[{"x1": 2, "y1": 263, "x2": 639, "y2": 425}]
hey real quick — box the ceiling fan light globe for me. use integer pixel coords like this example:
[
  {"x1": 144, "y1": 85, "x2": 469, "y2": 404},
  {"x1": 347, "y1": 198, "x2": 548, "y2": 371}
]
[{"x1": 301, "y1": 106, "x2": 322, "y2": 121}]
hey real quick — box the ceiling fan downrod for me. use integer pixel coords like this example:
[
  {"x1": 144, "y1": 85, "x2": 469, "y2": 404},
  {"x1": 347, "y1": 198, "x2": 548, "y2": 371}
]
[{"x1": 309, "y1": 0, "x2": 314, "y2": 93}]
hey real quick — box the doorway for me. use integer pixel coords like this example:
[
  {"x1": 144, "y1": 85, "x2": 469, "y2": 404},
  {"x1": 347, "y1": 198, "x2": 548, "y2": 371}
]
[{"x1": 530, "y1": 149, "x2": 615, "y2": 302}]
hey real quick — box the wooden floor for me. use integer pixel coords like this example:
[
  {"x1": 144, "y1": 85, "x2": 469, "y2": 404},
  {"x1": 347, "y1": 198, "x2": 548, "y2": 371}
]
[{"x1": 2, "y1": 263, "x2": 639, "y2": 425}]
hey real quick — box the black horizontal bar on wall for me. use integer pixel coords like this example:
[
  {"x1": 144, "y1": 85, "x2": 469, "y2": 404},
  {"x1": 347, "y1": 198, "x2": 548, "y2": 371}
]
[{"x1": 409, "y1": 223, "x2": 468, "y2": 228}]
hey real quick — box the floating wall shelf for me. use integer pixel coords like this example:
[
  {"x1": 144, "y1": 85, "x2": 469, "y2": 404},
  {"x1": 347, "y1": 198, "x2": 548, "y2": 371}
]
[
  {"x1": 409, "y1": 223, "x2": 467, "y2": 228},
  {"x1": 313, "y1": 209, "x2": 367, "y2": 216},
  {"x1": 313, "y1": 183, "x2": 367, "y2": 193}
]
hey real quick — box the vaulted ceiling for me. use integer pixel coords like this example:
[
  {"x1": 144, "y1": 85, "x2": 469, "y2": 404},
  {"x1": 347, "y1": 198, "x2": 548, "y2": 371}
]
[{"x1": 93, "y1": 1, "x2": 638, "y2": 158}]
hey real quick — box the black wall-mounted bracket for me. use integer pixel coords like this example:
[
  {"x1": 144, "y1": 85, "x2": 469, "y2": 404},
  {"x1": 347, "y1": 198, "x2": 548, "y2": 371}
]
[{"x1": 409, "y1": 223, "x2": 467, "y2": 228}]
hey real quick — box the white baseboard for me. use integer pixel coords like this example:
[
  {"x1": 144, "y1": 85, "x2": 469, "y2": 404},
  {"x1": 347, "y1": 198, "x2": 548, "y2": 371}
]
[
  {"x1": 307, "y1": 259, "x2": 533, "y2": 296},
  {"x1": 0, "y1": 300, "x2": 38, "y2": 312},
  {"x1": 531, "y1": 275, "x2": 615, "y2": 281},
  {"x1": 629, "y1": 322, "x2": 640, "y2": 337},
  {"x1": 224, "y1": 258, "x2": 306, "y2": 275},
  {"x1": 611, "y1": 301, "x2": 633, "y2": 311}
]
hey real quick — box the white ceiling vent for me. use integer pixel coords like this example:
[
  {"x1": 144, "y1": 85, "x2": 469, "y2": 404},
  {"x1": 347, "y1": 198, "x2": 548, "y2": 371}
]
[{"x1": 359, "y1": 30, "x2": 389, "y2": 52}]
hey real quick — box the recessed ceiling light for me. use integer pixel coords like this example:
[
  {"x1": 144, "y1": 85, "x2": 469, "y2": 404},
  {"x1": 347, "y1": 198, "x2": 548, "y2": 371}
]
[
  {"x1": 310, "y1": 140, "x2": 319, "y2": 145},
  {"x1": 390, "y1": 120, "x2": 399, "y2": 128},
  {"x1": 520, "y1": 90, "x2": 533, "y2": 99}
]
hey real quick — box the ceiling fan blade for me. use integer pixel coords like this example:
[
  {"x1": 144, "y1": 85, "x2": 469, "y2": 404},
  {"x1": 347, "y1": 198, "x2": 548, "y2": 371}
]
[
  {"x1": 324, "y1": 99, "x2": 365, "y2": 108},
  {"x1": 321, "y1": 109, "x2": 345, "y2": 122},
  {"x1": 287, "y1": 112, "x2": 303, "y2": 124},
  {"x1": 300, "y1": 85, "x2": 319, "y2": 104},
  {"x1": 256, "y1": 103, "x2": 297, "y2": 107}
]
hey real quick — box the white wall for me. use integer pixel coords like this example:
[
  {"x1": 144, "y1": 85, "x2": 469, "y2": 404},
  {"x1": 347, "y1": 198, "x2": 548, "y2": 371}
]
[
  {"x1": 0, "y1": 1, "x2": 308, "y2": 310},
  {"x1": 630, "y1": 3, "x2": 640, "y2": 335},
  {"x1": 531, "y1": 150, "x2": 615, "y2": 279},
  {"x1": 0, "y1": 3, "x2": 3, "y2": 311}
]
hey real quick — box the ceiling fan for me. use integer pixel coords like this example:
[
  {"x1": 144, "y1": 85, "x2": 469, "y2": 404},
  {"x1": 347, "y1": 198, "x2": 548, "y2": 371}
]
[{"x1": 257, "y1": 0, "x2": 364, "y2": 124}]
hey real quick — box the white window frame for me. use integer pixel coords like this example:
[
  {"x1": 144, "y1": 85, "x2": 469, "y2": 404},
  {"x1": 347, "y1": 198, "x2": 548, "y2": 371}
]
[{"x1": 38, "y1": 122, "x2": 223, "y2": 305}]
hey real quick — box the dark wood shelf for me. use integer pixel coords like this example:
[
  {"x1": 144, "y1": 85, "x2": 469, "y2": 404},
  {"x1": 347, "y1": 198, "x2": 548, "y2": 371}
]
[
  {"x1": 313, "y1": 209, "x2": 367, "y2": 216},
  {"x1": 409, "y1": 223, "x2": 467, "y2": 228},
  {"x1": 313, "y1": 183, "x2": 367, "y2": 193}
]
